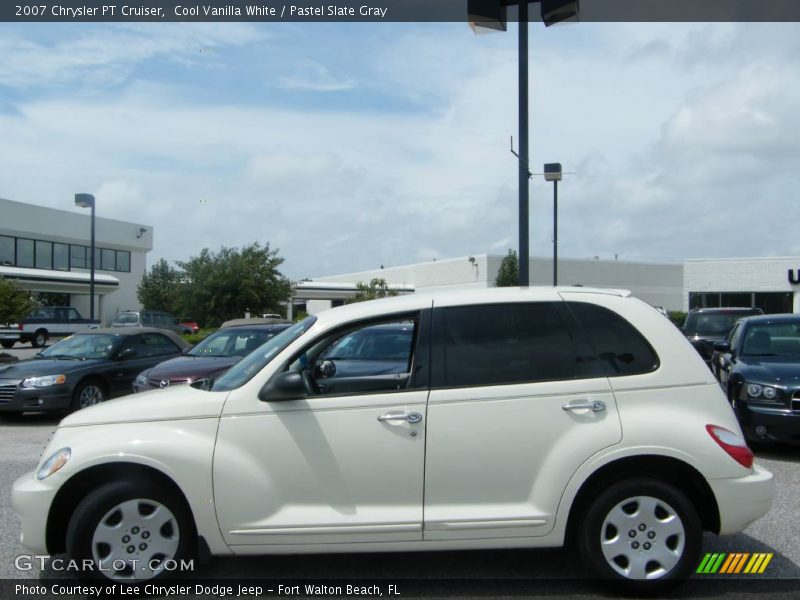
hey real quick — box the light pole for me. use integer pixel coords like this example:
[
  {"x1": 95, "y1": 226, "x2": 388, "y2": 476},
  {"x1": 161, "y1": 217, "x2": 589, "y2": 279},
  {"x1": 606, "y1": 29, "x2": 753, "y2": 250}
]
[
  {"x1": 543, "y1": 163, "x2": 562, "y2": 286},
  {"x1": 468, "y1": 0, "x2": 579, "y2": 286},
  {"x1": 74, "y1": 193, "x2": 96, "y2": 320}
]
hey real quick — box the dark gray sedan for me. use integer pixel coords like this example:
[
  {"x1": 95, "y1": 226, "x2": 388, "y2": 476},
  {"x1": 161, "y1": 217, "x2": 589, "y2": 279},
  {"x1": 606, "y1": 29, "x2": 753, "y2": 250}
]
[{"x1": 0, "y1": 328, "x2": 188, "y2": 416}]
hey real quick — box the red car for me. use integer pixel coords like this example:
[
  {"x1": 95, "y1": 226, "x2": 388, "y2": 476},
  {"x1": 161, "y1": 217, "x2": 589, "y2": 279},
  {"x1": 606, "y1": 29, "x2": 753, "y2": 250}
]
[{"x1": 180, "y1": 319, "x2": 200, "y2": 334}]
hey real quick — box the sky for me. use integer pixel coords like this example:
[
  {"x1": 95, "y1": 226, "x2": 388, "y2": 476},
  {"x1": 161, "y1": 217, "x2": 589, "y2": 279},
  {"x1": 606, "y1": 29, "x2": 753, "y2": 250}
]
[{"x1": 1, "y1": 20, "x2": 800, "y2": 280}]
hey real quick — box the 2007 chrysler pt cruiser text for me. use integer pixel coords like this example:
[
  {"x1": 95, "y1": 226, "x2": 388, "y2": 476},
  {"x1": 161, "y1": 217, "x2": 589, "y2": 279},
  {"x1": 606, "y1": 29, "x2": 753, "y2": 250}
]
[{"x1": 13, "y1": 288, "x2": 774, "y2": 594}]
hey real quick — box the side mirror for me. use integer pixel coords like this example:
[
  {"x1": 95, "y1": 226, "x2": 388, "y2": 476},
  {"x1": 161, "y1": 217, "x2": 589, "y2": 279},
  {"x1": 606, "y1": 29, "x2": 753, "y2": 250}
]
[
  {"x1": 713, "y1": 341, "x2": 731, "y2": 353},
  {"x1": 258, "y1": 371, "x2": 305, "y2": 402},
  {"x1": 117, "y1": 347, "x2": 138, "y2": 360},
  {"x1": 190, "y1": 377, "x2": 213, "y2": 391}
]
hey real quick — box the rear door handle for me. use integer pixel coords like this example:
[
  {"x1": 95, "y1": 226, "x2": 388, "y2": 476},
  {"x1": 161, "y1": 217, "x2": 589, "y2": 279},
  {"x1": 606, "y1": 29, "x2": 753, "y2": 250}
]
[
  {"x1": 562, "y1": 400, "x2": 606, "y2": 412},
  {"x1": 378, "y1": 412, "x2": 423, "y2": 424}
]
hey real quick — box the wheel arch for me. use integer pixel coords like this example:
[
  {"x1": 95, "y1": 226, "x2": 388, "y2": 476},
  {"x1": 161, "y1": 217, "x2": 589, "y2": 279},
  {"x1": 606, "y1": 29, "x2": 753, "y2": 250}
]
[
  {"x1": 565, "y1": 454, "x2": 721, "y2": 544},
  {"x1": 46, "y1": 462, "x2": 196, "y2": 555}
]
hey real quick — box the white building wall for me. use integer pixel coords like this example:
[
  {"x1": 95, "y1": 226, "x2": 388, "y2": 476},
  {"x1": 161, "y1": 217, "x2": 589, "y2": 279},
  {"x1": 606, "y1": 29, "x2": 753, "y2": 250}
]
[
  {"x1": 684, "y1": 257, "x2": 800, "y2": 312},
  {"x1": 0, "y1": 197, "x2": 152, "y2": 325},
  {"x1": 314, "y1": 254, "x2": 684, "y2": 311}
]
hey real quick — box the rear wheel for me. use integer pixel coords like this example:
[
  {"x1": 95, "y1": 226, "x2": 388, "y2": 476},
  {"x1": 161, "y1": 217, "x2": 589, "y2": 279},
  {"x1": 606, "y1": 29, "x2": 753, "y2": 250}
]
[
  {"x1": 66, "y1": 478, "x2": 196, "y2": 582},
  {"x1": 0, "y1": 340, "x2": 14, "y2": 349},
  {"x1": 32, "y1": 329, "x2": 48, "y2": 348},
  {"x1": 578, "y1": 478, "x2": 702, "y2": 595}
]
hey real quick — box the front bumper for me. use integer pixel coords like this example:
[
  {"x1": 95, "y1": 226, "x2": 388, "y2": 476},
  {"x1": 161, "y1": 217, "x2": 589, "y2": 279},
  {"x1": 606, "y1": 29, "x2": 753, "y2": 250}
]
[
  {"x1": 12, "y1": 471, "x2": 59, "y2": 555},
  {"x1": 708, "y1": 464, "x2": 774, "y2": 535},
  {"x1": 0, "y1": 384, "x2": 72, "y2": 413},
  {"x1": 736, "y1": 401, "x2": 800, "y2": 444}
]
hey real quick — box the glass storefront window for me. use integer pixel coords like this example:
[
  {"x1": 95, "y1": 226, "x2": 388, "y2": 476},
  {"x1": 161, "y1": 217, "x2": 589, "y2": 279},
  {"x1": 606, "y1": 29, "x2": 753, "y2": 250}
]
[
  {"x1": 35, "y1": 240, "x2": 53, "y2": 270},
  {"x1": 53, "y1": 243, "x2": 69, "y2": 271},
  {"x1": 16, "y1": 239, "x2": 34, "y2": 268},
  {"x1": 116, "y1": 251, "x2": 130, "y2": 272},
  {"x1": 0, "y1": 235, "x2": 14, "y2": 266}
]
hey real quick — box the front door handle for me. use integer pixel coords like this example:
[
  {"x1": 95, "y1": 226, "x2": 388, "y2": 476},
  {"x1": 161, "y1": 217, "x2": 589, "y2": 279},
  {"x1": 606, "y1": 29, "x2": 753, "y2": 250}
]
[
  {"x1": 562, "y1": 400, "x2": 606, "y2": 412},
  {"x1": 378, "y1": 412, "x2": 423, "y2": 424}
]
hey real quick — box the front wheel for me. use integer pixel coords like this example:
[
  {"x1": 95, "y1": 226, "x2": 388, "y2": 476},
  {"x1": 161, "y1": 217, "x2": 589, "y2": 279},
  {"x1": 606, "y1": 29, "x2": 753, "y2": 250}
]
[
  {"x1": 577, "y1": 478, "x2": 702, "y2": 595},
  {"x1": 71, "y1": 379, "x2": 106, "y2": 412},
  {"x1": 66, "y1": 479, "x2": 196, "y2": 582}
]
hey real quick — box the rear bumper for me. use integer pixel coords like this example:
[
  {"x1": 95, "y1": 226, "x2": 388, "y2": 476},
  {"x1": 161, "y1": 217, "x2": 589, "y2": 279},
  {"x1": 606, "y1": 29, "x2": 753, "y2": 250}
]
[{"x1": 708, "y1": 464, "x2": 774, "y2": 535}]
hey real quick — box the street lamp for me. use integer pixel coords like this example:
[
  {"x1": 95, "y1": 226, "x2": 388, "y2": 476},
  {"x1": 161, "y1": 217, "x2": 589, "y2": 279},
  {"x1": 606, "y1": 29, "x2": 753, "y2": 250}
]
[
  {"x1": 543, "y1": 163, "x2": 562, "y2": 286},
  {"x1": 74, "y1": 193, "x2": 96, "y2": 320},
  {"x1": 469, "y1": 0, "x2": 579, "y2": 286}
]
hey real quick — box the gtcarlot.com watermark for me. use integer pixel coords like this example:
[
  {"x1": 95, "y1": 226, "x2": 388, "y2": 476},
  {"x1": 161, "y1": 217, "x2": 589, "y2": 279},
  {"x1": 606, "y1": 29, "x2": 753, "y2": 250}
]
[{"x1": 15, "y1": 553, "x2": 195, "y2": 574}]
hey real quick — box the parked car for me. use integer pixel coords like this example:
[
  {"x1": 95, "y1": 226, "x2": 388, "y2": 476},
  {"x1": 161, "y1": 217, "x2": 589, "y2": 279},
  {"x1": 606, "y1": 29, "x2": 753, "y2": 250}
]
[
  {"x1": 713, "y1": 313, "x2": 800, "y2": 445},
  {"x1": 133, "y1": 321, "x2": 291, "y2": 392},
  {"x1": 682, "y1": 307, "x2": 763, "y2": 366},
  {"x1": 112, "y1": 310, "x2": 193, "y2": 335},
  {"x1": 0, "y1": 328, "x2": 188, "y2": 416},
  {"x1": 180, "y1": 319, "x2": 200, "y2": 334},
  {"x1": 12, "y1": 288, "x2": 773, "y2": 593},
  {"x1": 0, "y1": 306, "x2": 101, "y2": 348}
]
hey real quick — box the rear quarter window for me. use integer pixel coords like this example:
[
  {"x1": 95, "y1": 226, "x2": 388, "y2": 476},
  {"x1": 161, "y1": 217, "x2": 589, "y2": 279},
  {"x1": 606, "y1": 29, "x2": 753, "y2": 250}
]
[{"x1": 567, "y1": 302, "x2": 659, "y2": 377}]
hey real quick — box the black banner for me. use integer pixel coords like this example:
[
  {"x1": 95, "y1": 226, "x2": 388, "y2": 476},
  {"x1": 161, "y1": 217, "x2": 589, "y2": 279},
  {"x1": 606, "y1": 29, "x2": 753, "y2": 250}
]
[{"x1": 5, "y1": 0, "x2": 800, "y2": 23}]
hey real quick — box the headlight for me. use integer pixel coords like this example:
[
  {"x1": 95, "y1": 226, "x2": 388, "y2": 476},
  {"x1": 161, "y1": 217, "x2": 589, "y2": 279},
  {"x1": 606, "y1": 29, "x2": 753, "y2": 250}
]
[
  {"x1": 746, "y1": 384, "x2": 762, "y2": 397},
  {"x1": 745, "y1": 383, "x2": 780, "y2": 401},
  {"x1": 21, "y1": 374, "x2": 66, "y2": 388},
  {"x1": 36, "y1": 448, "x2": 71, "y2": 480},
  {"x1": 134, "y1": 373, "x2": 148, "y2": 386}
]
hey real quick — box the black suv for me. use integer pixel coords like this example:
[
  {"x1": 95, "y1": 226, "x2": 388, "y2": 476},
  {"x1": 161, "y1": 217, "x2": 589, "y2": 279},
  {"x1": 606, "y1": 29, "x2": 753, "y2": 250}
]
[{"x1": 682, "y1": 307, "x2": 763, "y2": 365}]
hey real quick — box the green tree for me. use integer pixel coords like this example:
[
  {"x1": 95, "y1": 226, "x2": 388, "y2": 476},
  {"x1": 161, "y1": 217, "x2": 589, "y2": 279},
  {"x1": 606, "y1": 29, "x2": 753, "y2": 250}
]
[
  {"x1": 137, "y1": 258, "x2": 183, "y2": 314},
  {"x1": 495, "y1": 249, "x2": 520, "y2": 287},
  {"x1": 0, "y1": 277, "x2": 35, "y2": 324},
  {"x1": 179, "y1": 242, "x2": 292, "y2": 326},
  {"x1": 347, "y1": 278, "x2": 399, "y2": 303}
]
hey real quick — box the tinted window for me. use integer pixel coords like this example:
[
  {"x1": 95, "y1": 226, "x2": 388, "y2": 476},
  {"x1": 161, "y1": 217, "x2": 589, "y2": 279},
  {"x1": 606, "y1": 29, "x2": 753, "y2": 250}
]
[
  {"x1": 116, "y1": 251, "x2": 130, "y2": 272},
  {"x1": 102, "y1": 248, "x2": 116, "y2": 271},
  {"x1": 16, "y1": 238, "x2": 34, "y2": 268},
  {"x1": 432, "y1": 303, "x2": 576, "y2": 388},
  {"x1": 53, "y1": 243, "x2": 69, "y2": 271},
  {"x1": 35, "y1": 241, "x2": 52, "y2": 269},
  {"x1": 140, "y1": 333, "x2": 181, "y2": 356},
  {"x1": 141, "y1": 313, "x2": 154, "y2": 325},
  {"x1": 70, "y1": 245, "x2": 87, "y2": 269},
  {"x1": 0, "y1": 235, "x2": 13, "y2": 265},
  {"x1": 567, "y1": 302, "x2": 658, "y2": 376}
]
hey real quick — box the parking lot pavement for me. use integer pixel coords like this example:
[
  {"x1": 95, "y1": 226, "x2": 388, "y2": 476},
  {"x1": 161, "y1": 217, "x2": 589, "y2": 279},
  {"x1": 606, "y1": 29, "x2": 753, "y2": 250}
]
[{"x1": 0, "y1": 408, "x2": 798, "y2": 598}]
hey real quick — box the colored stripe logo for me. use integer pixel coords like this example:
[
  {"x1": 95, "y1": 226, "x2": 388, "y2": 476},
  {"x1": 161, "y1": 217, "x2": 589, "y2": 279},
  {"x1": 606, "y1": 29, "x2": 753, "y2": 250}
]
[{"x1": 697, "y1": 552, "x2": 773, "y2": 574}]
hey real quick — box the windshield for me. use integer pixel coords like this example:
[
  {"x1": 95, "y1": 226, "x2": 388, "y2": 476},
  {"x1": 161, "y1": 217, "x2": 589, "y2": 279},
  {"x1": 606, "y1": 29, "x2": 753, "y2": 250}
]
[
  {"x1": 113, "y1": 313, "x2": 139, "y2": 325},
  {"x1": 40, "y1": 333, "x2": 120, "y2": 360},
  {"x1": 684, "y1": 312, "x2": 754, "y2": 336},
  {"x1": 741, "y1": 322, "x2": 800, "y2": 356},
  {"x1": 211, "y1": 317, "x2": 317, "y2": 391},
  {"x1": 189, "y1": 327, "x2": 280, "y2": 358}
]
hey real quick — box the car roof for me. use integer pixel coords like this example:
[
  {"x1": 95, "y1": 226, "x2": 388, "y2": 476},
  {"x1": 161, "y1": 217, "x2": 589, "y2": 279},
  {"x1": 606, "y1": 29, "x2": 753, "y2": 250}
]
[
  {"x1": 737, "y1": 313, "x2": 800, "y2": 325},
  {"x1": 687, "y1": 307, "x2": 761, "y2": 314},
  {"x1": 311, "y1": 286, "x2": 632, "y2": 329},
  {"x1": 72, "y1": 327, "x2": 190, "y2": 348},
  {"x1": 220, "y1": 318, "x2": 292, "y2": 328}
]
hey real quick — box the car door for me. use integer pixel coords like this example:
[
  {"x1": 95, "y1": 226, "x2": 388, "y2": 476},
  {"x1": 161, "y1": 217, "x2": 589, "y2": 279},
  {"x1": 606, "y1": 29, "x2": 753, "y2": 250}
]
[
  {"x1": 423, "y1": 301, "x2": 623, "y2": 540},
  {"x1": 213, "y1": 312, "x2": 430, "y2": 548}
]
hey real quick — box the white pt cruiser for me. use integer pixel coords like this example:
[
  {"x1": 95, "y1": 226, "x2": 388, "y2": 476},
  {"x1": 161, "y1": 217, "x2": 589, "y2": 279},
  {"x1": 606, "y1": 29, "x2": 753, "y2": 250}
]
[{"x1": 13, "y1": 288, "x2": 774, "y2": 594}]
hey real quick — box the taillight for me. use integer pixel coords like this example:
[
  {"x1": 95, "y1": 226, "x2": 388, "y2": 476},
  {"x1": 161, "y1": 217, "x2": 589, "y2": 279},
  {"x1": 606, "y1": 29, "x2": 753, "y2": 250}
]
[
  {"x1": 706, "y1": 424, "x2": 754, "y2": 469},
  {"x1": 18, "y1": 323, "x2": 23, "y2": 330}
]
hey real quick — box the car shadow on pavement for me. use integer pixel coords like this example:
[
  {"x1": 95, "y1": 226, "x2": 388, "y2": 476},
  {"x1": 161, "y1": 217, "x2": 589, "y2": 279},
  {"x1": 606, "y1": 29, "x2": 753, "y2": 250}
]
[
  {"x1": 0, "y1": 412, "x2": 62, "y2": 426},
  {"x1": 753, "y1": 444, "x2": 800, "y2": 463}
]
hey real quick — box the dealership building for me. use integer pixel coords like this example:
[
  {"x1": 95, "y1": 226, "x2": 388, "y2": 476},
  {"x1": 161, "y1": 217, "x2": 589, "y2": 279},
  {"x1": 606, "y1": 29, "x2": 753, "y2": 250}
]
[
  {"x1": 3, "y1": 197, "x2": 800, "y2": 322},
  {"x1": 0, "y1": 197, "x2": 152, "y2": 325}
]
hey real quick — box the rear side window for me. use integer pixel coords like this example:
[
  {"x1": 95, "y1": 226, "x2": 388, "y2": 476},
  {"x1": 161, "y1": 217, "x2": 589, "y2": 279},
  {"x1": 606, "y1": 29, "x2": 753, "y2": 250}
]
[
  {"x1": 431, "y1": 302, "x2": 577, "y2": 388},
  {"x1": 567, "y1": 302, "x2": 658, "y2": 377}
]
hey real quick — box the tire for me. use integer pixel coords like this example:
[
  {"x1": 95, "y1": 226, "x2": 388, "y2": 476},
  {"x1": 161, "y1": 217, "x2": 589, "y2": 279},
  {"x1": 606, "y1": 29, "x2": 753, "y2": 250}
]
[
  {"x1": 71, "y1": 379, "x2": 107, "y2": 412},
  {"x1": 32, "y1": 329, "x2": 48, "y2": 348},
  {"x1": 577, "y1": 478, "x2": 702, "y2": 596},
  {"x1": 66, "y1": 478, "x2": 196, "y2": 583},
  {"x1": 0, "y1": 340, "x2": 14, "y2": 349}
]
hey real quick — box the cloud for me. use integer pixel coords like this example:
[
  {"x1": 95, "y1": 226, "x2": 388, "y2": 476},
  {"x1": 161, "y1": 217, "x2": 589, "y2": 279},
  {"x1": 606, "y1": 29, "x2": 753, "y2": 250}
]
[{"x1": 278, "y1": 59, "x2": 356, "y2": 91}]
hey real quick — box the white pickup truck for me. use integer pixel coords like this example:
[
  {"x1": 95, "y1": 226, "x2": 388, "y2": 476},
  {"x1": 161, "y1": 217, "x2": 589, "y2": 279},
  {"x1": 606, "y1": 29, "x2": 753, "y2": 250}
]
[{"x1": 0, "y1": 306, "x2": 101, "y2": 348}]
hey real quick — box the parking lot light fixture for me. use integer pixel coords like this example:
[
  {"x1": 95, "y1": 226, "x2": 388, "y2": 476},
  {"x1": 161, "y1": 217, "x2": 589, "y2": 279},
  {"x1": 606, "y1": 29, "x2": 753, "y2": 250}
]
[
  {"x1": 74, "y1": 193, "x2": 96, "y2": 321},
  {"x1": 468, "y1": 0, "x2": 579, "y2": 286},
  {"x1": 543, "y1": 163, "x2": 562, "y2": 285}
]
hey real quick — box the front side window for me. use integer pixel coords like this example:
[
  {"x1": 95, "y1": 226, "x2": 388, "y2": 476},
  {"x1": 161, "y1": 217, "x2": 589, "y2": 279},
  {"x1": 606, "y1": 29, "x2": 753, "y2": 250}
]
[
  {"x1": 567, "y1": 302, "x2": 659, "y2": 376},
  {"x1": 432, "y1": 303, "x2": 576, "y2": 388},
  {"x1": 139, "y1": 333, "x2": 181, "y2": 356},
  {"x1": 282, "y1": 317, "x2": 419, "y2": 397}
]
